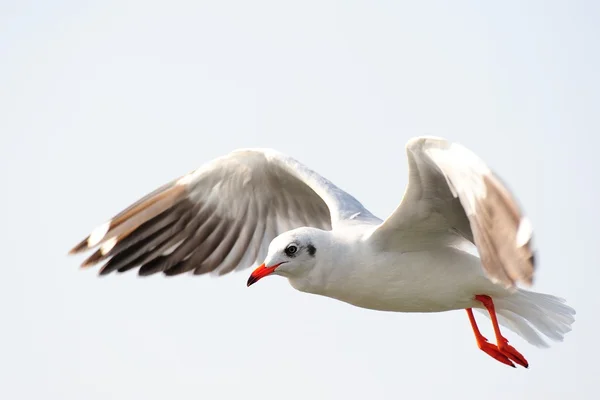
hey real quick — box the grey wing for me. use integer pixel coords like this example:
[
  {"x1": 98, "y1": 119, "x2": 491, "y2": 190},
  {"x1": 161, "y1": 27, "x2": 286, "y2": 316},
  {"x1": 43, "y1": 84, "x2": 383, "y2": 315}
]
[
  {"x1": 69, "y1": 148, "x2": 373, "y2": 276},
  {"x1": 370, "y1": 137, "x2": 535, "y2": 289}
]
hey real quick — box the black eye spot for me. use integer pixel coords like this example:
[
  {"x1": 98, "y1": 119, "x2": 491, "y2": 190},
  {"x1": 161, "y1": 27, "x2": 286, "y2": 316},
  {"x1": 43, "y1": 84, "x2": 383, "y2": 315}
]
[
  {"x1": 285, "y1": 244, "x2": 298, "y2": 257},
  {"x1": 307, "y1": 244, "x2": 316, "y2": 256}
]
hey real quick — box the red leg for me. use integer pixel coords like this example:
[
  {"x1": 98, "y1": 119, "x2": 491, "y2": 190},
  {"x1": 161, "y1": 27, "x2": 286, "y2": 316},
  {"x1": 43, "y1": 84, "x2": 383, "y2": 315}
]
[
  {"x1": 466, "y1": 308, "x2": 516, "y2": 368},
  {"x1": 474, "y1": 295, "x2": 529, "y2": 368}
]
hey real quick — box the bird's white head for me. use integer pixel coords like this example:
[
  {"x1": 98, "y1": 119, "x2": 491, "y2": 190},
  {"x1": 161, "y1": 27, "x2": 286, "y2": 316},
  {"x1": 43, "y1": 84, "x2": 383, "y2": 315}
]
[{"x1": 247, "y1": 227, "x2": 327, "y2": 287}]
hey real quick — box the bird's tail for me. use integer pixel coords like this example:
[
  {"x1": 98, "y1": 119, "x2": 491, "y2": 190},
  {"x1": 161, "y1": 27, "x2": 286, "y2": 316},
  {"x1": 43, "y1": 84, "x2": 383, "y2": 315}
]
[{"x1": 475, "y1": 289, "x2": 575, "y2": 348}]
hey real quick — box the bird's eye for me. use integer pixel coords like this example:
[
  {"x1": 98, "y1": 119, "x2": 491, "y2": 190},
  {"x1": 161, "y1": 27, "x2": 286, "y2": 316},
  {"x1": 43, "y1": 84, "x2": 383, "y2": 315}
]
[{"x1": 285, "y1": 244, "x2": 298, "y2": 256}]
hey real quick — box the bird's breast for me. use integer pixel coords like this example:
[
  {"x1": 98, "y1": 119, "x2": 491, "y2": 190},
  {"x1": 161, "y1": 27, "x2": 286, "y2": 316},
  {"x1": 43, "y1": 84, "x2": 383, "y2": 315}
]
[{"x1": 292, "y1": 245, "x2": 500, "y2": 313}]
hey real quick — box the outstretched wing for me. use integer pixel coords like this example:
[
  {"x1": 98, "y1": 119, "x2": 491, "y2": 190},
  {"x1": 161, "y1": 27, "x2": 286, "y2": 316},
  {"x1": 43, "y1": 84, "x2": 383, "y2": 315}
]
[
  {"x1": 370, "y1": 137, "x2": 535, "y2": 289},
  {"x1": 70, "y1": 148, "x2": 373, "y2": 276}
]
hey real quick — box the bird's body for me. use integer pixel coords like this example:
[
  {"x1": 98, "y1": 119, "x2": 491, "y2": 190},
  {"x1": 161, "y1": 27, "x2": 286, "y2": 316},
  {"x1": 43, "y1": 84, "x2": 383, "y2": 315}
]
[
  {"x1": 70, "y1": 136, "x2": 575, "y2": 368},
  {"x1": 280, "y1": 226, "x2": 509, "y2": 314}
]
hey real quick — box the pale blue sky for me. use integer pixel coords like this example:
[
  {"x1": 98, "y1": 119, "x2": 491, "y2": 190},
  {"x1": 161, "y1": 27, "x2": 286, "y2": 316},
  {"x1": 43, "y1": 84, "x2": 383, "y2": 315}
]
[{"x1": 1, "y1": 1, "x2": 598, "y2": 399}]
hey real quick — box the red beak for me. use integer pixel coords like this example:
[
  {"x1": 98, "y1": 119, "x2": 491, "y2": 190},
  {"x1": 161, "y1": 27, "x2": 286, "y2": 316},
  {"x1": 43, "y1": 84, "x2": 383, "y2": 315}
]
[{"x1": 247, "y1": 263, "x2": 282, "y2": 287}]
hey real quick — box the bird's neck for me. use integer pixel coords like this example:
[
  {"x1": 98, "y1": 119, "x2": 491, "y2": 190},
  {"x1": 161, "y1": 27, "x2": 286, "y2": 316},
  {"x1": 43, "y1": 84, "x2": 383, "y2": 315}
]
[{"x1": 287, "y1": 230, "x2": 363, "y2": 295}]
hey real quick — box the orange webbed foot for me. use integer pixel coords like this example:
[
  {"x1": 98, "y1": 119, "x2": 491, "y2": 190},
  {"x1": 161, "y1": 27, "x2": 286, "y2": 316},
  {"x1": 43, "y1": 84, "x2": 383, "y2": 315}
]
[
  {"x1": 477, "y1": 337, "x2": 516, "y2": 368},
  {"x1": 466, "y1": 297, "x2": 530, "y2": 369},
  {"x1": 498, "y1": 338, "x2": 529, "y2": 368}
]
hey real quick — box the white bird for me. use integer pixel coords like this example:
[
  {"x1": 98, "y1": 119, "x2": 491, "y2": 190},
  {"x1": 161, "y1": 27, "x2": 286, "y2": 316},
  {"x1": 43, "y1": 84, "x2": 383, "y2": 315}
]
[{"x1": 70, "y1": 136, "x2": 575, "y2": 368}]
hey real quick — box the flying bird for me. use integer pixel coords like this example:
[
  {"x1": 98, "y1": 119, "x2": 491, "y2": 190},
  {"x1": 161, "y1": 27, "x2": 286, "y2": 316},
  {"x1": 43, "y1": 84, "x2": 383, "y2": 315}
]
[{"x1": 70, "y1": 136, "x2": 575, "y2": 368}]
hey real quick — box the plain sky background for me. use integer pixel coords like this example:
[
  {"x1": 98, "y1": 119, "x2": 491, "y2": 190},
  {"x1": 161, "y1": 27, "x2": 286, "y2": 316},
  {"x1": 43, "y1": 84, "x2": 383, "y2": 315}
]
[{"x1": 1, "y1": 1, "x2": 599, "y2": 399}]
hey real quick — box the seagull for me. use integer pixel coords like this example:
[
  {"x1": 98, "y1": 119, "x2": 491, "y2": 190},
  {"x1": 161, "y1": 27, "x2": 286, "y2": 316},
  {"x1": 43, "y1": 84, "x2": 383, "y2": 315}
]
[{"x1": 70, "y1": 136, "x2": 574, "y2": 368}]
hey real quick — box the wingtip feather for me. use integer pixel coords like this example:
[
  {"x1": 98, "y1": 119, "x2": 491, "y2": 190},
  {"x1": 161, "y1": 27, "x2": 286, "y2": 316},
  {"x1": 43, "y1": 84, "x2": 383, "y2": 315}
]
[
  {"x1": 80, "y1": 249, "x2": 104, "y2": 267},
  {"x1": 69, "y1": 221, "x2": 111, "y2": 255},
  {"x1": 87, "y1": 222, "x2": 110, "y2": 247},
  {"x1": 69, "y1": 237, "x2": 90, "y2": 255}
]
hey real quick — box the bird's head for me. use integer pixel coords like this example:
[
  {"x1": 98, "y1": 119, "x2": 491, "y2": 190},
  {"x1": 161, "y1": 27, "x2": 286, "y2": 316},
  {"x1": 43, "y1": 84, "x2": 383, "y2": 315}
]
[{"x1": 247, "y1": 227, "x2": 324, "y2": 287}]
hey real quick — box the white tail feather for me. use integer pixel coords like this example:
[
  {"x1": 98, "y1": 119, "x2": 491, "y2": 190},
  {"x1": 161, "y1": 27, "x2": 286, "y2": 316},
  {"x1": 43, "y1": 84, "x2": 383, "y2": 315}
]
[{"x1": 475, "y1": 289, "x2": 575, "y2": 348}]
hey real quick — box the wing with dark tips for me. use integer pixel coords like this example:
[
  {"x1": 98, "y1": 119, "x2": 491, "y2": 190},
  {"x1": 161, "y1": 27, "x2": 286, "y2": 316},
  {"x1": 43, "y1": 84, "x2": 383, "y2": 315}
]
[{"x1": 70, "y1": 149, "x2": 374, "y2": 277}]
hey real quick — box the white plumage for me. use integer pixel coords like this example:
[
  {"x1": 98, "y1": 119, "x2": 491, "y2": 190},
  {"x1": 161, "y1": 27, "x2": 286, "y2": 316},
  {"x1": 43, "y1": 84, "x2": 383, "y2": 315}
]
[{"x1": 70, "y1": 136, "x2": 575, "y2": 368}]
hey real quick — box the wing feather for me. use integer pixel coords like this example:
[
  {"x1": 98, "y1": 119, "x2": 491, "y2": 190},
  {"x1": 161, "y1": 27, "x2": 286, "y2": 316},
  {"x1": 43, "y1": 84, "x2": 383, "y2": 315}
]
[
  {"x1": 71, "y1": 149, "x2": 373, "y2": 277},
  {"x1": 214, "y1": 201, "x2": 261, "y2": 276},
  {"x1": 372, "y1": 137, "x2": 535, "y2": 289}
]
